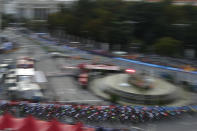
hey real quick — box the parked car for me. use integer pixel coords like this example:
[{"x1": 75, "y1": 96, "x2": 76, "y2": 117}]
[
  {"x1": 4, "y1": 78, "x2": 17, "y2": 88},
  {"x1": 7, "y1": 82, "x2": 44, "y2": 102},
  {"x1": 17, "y1": 82, "x2": 44, "y2": 102}
]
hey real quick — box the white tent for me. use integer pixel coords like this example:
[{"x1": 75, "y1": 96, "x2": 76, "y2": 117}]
[
  {"x1": 16, "y1": 69, "x2": 35, "y2": 76},
  {"x1": 34, "y1": 71, "x2": 48, "y2": 83}
]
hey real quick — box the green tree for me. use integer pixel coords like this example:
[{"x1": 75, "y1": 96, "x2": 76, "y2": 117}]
[
  {"x1": 25, "y1": 21, "x2": 47, "y2": 32},
  {"x1": 110, "y1": 94, "x2": 119, "y2": 103},
  {"x1": 46, "y1": 0, "x2": 197, "y2": 55},
  {"x1": 2, "y1": 14, "x2": 16, "y2": 28},
  {"x1": 153, "y1": 37, "x2": 182, "y2": 56}
]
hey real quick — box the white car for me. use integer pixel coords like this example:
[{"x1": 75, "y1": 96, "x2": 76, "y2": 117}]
[
  {"x1": 3, "y1": 59, "x2": 13, "y2": 64},
  {"x1": 7, "y1": 82, "x2": 44, "y2": 101},
  {"x1": 6, "y1": 73, "x2": 17, "y2": 79},
  {"x1": 18, "y1": 82, "x2": 44, "y2": 101},
  {"x1": 0, "y1": 64, "x2": 9, "y2": 68},
  {"x1": 4, "y1": 78, "x2": 17, "y2": 88}
]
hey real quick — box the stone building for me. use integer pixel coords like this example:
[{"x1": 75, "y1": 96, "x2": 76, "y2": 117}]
[{"x1": 4, "y1": 0, "x2": 76, "y2": 20}]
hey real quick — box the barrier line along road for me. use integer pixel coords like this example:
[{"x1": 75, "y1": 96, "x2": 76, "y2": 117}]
[{"x1": 114, "y1": 57, "x2": 197, "y2": 75}]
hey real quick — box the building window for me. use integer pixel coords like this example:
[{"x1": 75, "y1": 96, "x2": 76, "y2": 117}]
[
  {"x1": 34, "y1": 8, "x2": 48, "y2": 20},
  {"x1": 19, "y1": 8, "x2": 25, "y2": 18}
]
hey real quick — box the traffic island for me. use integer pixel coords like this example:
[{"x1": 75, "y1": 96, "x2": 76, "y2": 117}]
[{"x1": 90, "y1": 74, "x2": 191, "y2": 106}]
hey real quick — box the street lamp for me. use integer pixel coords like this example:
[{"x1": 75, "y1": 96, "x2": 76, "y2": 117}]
[
  {"x1": 0, "y1": 0, "x2": 4, "y2": 44},
  {"x1": 0, "y1": 0, "x2": 2, "y2": 35}
]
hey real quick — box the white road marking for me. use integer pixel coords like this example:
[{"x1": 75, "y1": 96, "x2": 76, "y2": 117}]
[
  {"x1": 131, "y1": 126, "x2": 145, "y2": 131},
  {"x1": 64, "y1": 89, "x2": 77, "y2": 91}
]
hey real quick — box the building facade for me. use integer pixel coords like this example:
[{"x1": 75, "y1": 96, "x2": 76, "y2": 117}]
[
  {"x1": 4, "y1": 0, "x2": 76, "y2": 20},
  {"x1": 4, "y1": 0, "x2": 197, "y2": 20}
]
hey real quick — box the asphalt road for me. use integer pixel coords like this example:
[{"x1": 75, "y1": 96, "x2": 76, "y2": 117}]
[
  {"x1": 2, "y1": 28, "x2": 197, "y2": 131},
  {"x1": 1, "y1": 28, "x2": 107, "y2": 105}
]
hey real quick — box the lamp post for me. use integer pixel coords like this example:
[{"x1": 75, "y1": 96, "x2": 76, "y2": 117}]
[
  {"x1": 0, "y1": 0, "x2": 3, "y2": 44},
  {"x1": 0, "y1": 0, "x2": 2, "y2": 35}
]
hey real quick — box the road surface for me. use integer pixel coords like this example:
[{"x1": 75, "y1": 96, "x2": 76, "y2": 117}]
[{"x1": 1, "y1": 28, "x2": 197, "y2": 131}]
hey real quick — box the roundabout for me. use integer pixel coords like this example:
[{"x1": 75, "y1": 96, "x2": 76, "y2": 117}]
[{"x1": 90, "y1": 74, "x2": 191, "y2": 106}]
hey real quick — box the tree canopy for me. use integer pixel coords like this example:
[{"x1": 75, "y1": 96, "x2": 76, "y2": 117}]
[
  {"x1": 47, "y1": 0, "x2": 197, "y2": 56},
  {"x1": 153, "y1": 37, "x2": 182, "y2": 56}
]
